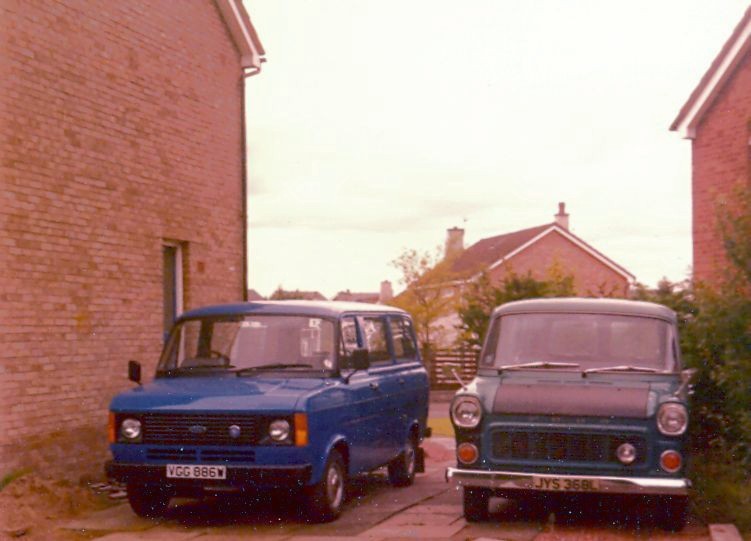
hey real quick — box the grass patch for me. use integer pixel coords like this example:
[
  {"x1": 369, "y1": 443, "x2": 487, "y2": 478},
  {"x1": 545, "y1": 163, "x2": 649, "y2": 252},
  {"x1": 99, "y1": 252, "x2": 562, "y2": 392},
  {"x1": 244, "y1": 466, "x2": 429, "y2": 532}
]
[
  {"x1": 0, "y1": 468, "x2": 32, "y2": 491},
  {"x1": 428, "y1": 417, "x2": 454, "y2": 437},
  {"x1": 690, "y1": 451, "x2": 751, "y2": 532}
]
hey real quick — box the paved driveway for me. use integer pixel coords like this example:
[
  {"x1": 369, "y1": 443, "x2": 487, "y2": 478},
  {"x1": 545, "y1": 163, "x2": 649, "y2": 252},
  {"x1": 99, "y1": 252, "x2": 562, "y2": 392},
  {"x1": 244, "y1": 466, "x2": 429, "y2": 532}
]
[{"x1": 59, "y1": 428, "x2": 714, "y2": 540}]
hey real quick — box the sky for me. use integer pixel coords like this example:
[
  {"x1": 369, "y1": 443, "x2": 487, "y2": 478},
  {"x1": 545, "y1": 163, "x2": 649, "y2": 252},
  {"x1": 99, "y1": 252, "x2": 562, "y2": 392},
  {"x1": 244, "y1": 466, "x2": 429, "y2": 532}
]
[{"x1": 242, "y1": 1, "x2": 750, "y2": 299}]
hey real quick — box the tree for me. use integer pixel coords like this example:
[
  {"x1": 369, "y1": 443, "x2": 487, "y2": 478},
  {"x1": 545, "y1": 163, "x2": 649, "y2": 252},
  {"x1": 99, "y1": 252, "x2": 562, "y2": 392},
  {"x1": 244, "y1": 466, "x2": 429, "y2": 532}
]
[
  {"x1": 457, "y1": 269, "x2": 575, "y2": 349},
  {"x1": 269, "y1": 287, "x2": 308, "y2": 300},
  {"x1": 389, "y1": 247, "x2": 457, "y2": 352},
  {"x1": 718, "y1": 181, "x2": 751, "y2": 285},
  {"x1": 632, "y1": 184, "x2": 751, "y2": 465}
]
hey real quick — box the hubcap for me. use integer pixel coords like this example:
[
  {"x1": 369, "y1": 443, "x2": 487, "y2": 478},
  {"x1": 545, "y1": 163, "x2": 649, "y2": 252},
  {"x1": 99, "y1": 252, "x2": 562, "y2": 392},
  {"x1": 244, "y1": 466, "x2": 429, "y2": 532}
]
[
  {"x1": 326, "y1": 463, "x2": 343, "y2": 509},
  {"x1": 406, "y1": 444, "x2": 415, "y2": 476}
]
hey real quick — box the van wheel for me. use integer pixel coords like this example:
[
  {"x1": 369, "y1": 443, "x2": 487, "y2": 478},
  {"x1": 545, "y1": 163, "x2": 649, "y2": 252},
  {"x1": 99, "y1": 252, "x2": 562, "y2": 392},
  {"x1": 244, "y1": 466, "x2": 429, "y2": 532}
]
[
  {"x1": 388, "y1": 436, "x2": 417, "y2": 487},
  {"x1": 463, "y1": 487, "x2": 490, "y2": 522},
  {"x1": 657, "y1": 496, "x2": 688, "y2": 532},
  {"x1": 126, "y1": 483, "x2": 171, "y2": 518},
  {"x1": 305, "y1": 450, "x2": 346, "y2": 523}
]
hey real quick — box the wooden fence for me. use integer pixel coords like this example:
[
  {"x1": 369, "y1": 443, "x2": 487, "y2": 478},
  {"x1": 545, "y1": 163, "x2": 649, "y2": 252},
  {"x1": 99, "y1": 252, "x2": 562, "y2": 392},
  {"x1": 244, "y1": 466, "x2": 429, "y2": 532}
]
[{"x1": 423, "y1": 348, "x2": 479, "y2": 389}]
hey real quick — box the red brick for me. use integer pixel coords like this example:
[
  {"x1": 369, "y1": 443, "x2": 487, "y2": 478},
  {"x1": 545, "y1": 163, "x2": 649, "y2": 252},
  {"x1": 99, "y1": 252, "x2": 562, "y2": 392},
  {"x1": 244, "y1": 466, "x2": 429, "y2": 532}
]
[
  {"x1": 691, "y1": 51, "x2": 751, "y2": 285},
  {"x1": 0, "y1": 1, "x2": 248, "y2": 475}
]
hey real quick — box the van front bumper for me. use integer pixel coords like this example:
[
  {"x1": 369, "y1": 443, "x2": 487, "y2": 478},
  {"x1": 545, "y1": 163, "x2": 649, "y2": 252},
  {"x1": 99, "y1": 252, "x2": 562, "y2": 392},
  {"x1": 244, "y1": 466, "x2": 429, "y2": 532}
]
[
  {"x1": 446, "y1": 467, "x2": 690, "y2": 496},
  {"x1": 106, "y1": 460, "x2": 312, "y2": 489}
]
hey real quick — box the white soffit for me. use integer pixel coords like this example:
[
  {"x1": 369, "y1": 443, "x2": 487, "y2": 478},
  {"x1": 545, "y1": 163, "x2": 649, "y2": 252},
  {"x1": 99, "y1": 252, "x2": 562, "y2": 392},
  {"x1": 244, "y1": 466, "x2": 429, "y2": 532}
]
[
  {"x1": 672, "y1": 14, "x2": 751, "y2": 139},
  {"x1": 216, "y1": 0, "x2": 264, "y2": 69}
]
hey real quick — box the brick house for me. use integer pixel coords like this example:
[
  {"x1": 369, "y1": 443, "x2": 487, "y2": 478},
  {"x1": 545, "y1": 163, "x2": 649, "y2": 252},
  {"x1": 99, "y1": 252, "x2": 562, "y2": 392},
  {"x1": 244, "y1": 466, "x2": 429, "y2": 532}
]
[
  {"x1": 430, "y1": 204, "x2": 634, "y2": 346},
  {"x1": 444, "y1": 203, "x2": 634, "y2": 297},
  {"x1": 0, "y1": 1, "x2": 264, "y2": 474},
  {"x1": 671, "y1": 6, "x2": 751, "y2": 285}
]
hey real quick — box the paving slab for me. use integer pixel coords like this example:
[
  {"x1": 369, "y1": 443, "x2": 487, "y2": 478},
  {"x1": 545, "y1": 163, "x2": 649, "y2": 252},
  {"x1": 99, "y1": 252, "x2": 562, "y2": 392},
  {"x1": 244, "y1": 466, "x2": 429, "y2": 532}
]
[
  {"x1": 358, "y1": 503, "x2": 465, "y2": 539},
  {"x1": 709, "y1": 524, "x2": 743, "y2": 541},
  {"x1": 453, "y1": 521, "x2": 541, "y2": 541},
  {"x1": 90, "y1": 528, "x2": 204, "y2": 541},
  {"x1": 193, "y1": 534, "x2": 290, "y2": 541},
  {"x1": 61, "y1": 503, "x2": 157, "y2": 533}
]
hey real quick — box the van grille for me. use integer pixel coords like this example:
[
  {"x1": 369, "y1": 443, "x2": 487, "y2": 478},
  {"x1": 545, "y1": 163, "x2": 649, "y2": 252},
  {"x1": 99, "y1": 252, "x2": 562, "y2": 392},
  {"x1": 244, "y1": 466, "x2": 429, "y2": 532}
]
[
  {"x1": 141, "y1": 413, "x2": 263, "y2": 446},
  {"x1": 491, "y1": 431, "x2": 647, "y2": 464}
]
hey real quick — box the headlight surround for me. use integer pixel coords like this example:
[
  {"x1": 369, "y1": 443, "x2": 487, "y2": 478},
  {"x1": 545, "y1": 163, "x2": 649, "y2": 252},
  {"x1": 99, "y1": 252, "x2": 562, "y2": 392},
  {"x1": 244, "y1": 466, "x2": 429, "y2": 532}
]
[
  {"x1": 657, "y1": 403, "x2": 688, "y2": 436},
  {"x1": 269, "y1": 419, "x2": 291, "y2": 442},
  {"x1": 451, "y1": 395, "x2": 483, "y2": 429},
  {"x1": 120, "y1": 418, "x2": 142, "y2": 441}
]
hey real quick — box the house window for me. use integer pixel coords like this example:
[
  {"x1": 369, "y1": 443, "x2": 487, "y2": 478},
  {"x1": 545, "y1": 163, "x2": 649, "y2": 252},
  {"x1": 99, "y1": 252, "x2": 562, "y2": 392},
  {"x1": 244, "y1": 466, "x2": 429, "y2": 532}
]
[{"x1": 163, "y1": 242, "x2": 184, "y2": 339}]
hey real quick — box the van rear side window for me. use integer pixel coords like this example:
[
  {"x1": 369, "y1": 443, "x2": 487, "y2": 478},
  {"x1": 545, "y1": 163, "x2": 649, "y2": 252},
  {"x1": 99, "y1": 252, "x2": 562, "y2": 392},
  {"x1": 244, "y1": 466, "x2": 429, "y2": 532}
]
[{"x1": 390, "y1": 318, "x2": 417, "y2": 361}]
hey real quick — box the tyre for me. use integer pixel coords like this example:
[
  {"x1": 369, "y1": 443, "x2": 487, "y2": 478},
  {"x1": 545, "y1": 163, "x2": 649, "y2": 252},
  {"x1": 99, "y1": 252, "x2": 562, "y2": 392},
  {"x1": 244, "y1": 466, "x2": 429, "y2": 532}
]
[
  {"x1": 304, "y1": 450, "x2": 346, "y2": 523},
  {"x1": 463, "y1": 487, "x2": 490, "y2": 522},
  {"x1": 126, "y1": 483, "x2": 171, "y2": 518},
  {"x1": 388, "y1": 436, "x2": 417, "y2": 487},
  {"x1": 657, "y1": 495, "x2": 688, "y2": 532}
]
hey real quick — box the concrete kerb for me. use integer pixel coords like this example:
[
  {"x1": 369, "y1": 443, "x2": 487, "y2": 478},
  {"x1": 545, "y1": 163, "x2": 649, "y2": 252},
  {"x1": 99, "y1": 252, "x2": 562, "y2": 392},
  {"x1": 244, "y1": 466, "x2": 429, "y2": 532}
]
[{"x1": 709, "y1": 523, "x2": 743, "y2": 541}]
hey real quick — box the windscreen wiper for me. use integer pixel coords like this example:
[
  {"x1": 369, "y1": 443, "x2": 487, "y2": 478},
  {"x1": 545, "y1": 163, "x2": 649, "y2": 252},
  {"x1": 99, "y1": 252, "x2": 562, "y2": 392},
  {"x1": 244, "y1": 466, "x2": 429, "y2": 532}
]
[
  {"x1": 158, "y1": 364, "x2": 234, "y2": 376},
  {"x1": 497, "y1": 361, "x2": 580, "y2": 372},
  {"x1": 235, "y1": 363, "x2": 313, "y2": 376},
  {"x1": 583, "y1": 365, "x2": 661, "y2": 376}
]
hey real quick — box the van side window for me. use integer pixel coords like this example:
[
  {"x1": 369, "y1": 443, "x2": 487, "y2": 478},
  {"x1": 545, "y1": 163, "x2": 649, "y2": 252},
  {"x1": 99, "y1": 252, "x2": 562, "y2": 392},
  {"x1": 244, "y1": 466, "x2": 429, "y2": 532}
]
[
  {"x1": 390, "y1": 317, "x2": 417, "y2": 361},
  {"x1": 361, "y1": 316, "x2": 392, "y2": 365},
  {"x1": 339, "y1": 316, "x2": 359, "y2": 358}
]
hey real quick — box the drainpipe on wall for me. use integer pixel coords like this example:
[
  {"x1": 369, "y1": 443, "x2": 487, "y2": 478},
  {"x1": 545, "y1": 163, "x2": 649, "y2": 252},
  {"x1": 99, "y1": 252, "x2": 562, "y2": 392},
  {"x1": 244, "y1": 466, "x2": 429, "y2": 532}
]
[{"x1": 240, "y1": 62, "x2": 264, "y2": 301}]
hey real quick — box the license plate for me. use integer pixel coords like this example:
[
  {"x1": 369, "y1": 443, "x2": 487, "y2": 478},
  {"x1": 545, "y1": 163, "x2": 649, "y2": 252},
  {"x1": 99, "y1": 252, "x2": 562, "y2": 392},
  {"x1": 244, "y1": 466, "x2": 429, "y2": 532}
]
[
  {"x1": 531, "y1": 475, "x2": 600, "y2": 492},
  {"x1": 166, "y1": 464, "x2": 227, "y2": 480}
]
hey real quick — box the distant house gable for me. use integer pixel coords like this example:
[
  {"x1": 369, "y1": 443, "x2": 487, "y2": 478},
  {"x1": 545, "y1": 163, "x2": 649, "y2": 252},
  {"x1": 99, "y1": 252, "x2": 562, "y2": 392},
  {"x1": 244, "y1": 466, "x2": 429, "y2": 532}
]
[
  {"x1": 451, "y1": 223, "x2": 635, "y2": 285},
  {"x1": 247, "y1": 289, "x2": 265, "y2": 301}
]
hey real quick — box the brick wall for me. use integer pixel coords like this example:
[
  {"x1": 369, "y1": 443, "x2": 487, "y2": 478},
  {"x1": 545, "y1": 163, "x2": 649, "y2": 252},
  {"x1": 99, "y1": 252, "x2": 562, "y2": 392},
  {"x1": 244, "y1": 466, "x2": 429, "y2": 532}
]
[
  {"x1": 0, "y1": 1, "x2": 246, "y2": 475},
  {"x1": 487, "y1": 230, "x2": 630, "y2": 297},
  {"x1": 692, "y1": 51, "x2": 751, "y2": 285}
]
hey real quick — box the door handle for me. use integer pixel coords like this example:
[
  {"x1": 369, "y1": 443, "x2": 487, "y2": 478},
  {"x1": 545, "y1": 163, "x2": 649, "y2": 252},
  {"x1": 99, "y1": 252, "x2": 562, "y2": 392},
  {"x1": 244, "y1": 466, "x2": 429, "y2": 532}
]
[
  {"x1": 369, "y1": 382, "x2": 380, "y2": 391},
  {"x1": 398, "y1": 378, "x2": 406, "y2": 385}
]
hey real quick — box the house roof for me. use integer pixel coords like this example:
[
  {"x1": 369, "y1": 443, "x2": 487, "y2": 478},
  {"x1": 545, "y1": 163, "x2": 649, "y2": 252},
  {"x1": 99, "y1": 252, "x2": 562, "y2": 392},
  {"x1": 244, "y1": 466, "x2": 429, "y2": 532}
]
[
  {"x1": 215, "y1": 0, "x2": 266, "y2": 71},
  {"x1": 451, "y1": 224, "x2": 551, "y2": 273},
  {"x1": 671, "y1": 5, "x2": 751, "y2": 138},
  {"x1": 450, "y1": 223, "x2": 635, "y2": 283},
  {"x1": 247, "y1": 289, "x2": 265, "y2": 301},
  {"x1": 333, "y1": 291, "x2": 381, "y2": 303},
  {"x1": 294, "y1": 291, "x2": 328, "y2": 301}
]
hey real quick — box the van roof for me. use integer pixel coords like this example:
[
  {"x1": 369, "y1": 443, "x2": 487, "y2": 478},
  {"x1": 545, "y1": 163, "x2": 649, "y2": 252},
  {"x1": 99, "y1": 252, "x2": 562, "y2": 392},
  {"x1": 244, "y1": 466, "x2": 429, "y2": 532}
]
[
  {"x1": 178, "y1": 300, "x2": 408, "y2": 320},
  {"x1": 493, "y1": 297, "x2": 677, "y2": 322}
]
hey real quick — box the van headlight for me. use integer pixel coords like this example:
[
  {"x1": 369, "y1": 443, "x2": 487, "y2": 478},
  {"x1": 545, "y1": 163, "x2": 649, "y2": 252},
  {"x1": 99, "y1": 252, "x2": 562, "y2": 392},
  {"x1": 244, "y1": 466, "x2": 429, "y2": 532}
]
[
  {"x1": 269, "y1": 419, "x2": 291, "y2": 442},
  {"x1": 451, "y1": 396, "x2": 482, "y2": 429},
  {"x1": 120, "y1": 418, "x2": 142, "y2": 441},
  {"x1": 657, "y1": 403, "x2": 688, "y2": 436}
]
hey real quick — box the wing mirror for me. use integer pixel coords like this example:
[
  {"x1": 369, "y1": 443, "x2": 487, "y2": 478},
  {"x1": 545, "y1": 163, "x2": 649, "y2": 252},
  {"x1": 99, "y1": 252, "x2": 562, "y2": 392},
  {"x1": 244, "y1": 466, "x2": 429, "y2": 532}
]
[
  {"x1": 128, "y1": 360, "x2": 142, "y2": 385},
  {"x1": 674, "y1": 367, "x2": 697, "y2": 397}
]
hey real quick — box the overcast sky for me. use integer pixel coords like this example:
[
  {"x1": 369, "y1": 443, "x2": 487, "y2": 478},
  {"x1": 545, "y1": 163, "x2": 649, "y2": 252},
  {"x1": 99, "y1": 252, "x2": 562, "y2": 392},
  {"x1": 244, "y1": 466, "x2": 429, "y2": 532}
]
[{"x1": 242, "y1": 1, "x2": 749, "y2": 299}]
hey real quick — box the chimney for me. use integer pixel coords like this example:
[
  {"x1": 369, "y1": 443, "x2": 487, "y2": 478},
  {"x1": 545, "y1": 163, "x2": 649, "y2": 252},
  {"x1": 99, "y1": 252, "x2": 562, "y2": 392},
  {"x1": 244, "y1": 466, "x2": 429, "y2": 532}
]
[
  {"x1": 379, "y1": 280, "x2": 393, "y2": 303},
  {"x1": 554, "y1": 202, "x2": 569, "y2": 230},
  {"x1": 445, "y1": 227, "x2": 464, "y2": 259}
]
